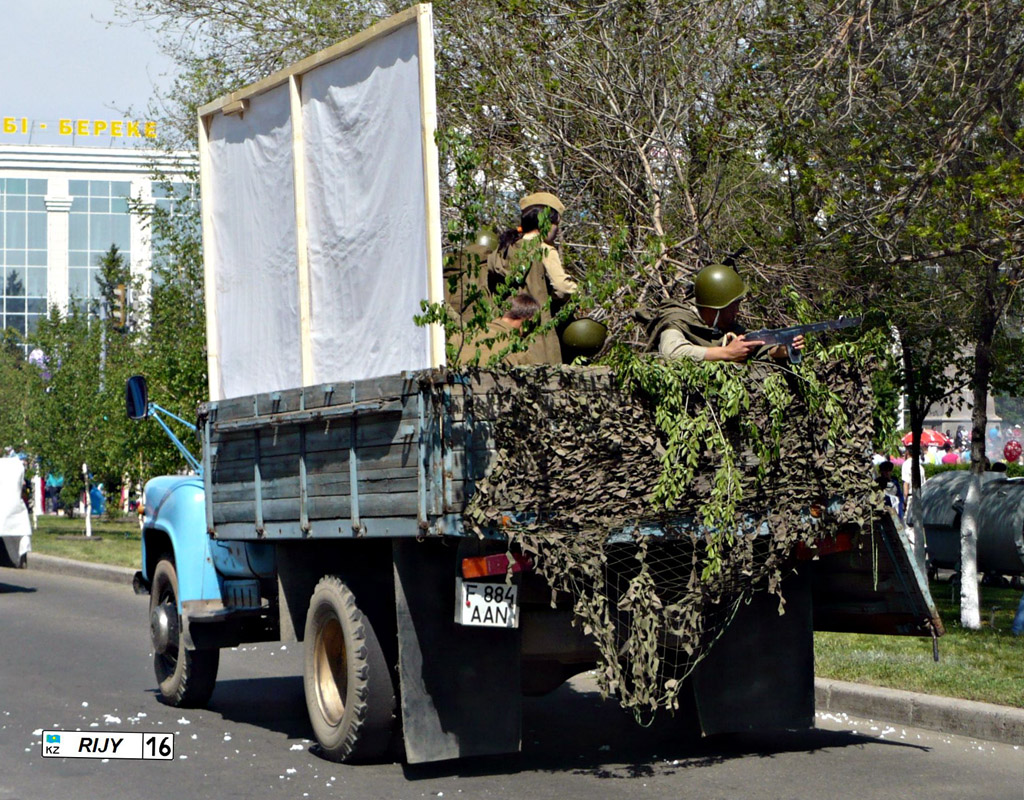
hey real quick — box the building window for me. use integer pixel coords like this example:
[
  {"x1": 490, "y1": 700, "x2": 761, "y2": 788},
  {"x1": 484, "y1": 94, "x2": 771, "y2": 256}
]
[
  {"x1": 68, "y1": 180, "x2": 132, "y2": 308},
  {"x1": 1, "y1": 178, "x2": 48, "y2": 336},
  {"x1": 150, "y1": 181, "x2": 198, "y2": 281}
]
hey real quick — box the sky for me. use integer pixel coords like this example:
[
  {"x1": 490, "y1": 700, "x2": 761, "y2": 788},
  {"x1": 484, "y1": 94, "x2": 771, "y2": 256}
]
[{"x1": 0, "y1": 0, "x2": 177, "y2": 146}]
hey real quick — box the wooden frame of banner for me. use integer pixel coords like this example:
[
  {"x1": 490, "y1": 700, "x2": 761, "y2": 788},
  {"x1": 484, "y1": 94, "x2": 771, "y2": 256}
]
[{"x1": 198, "y1": 4, "x2": 444, "y2": 401}]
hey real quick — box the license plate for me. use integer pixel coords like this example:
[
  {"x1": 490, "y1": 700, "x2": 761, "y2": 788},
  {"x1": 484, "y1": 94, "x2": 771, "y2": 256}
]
[{"x1": 457, "y1": 579, "x2": 519, "y2": 628}]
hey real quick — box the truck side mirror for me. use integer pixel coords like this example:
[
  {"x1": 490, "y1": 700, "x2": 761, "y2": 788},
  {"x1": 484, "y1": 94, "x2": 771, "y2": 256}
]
[{"x1": 125, "y1": 375, "x2": 149, "y2": 420}]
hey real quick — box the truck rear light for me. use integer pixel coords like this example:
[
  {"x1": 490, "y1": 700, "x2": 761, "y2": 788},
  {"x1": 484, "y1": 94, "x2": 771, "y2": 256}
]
[
  {"x1": 796, "y1": 531, "x2": 855, "y2": 560},
  {"x1": 461, "y1": 553, "x2": 533, "y2": 579}
]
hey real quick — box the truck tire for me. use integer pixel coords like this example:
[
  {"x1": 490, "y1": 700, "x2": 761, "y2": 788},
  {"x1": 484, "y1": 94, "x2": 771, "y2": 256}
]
[
  {"x1": 303, "y1": 575, "x2": 396, "y2": 762},
  {"x1": 150, "y1": 558, "x2": 219, "y2": 708}
]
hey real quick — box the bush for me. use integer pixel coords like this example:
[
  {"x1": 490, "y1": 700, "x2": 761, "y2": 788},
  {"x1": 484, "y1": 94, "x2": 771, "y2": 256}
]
[{"x1": 923, "y1": 462, "x2": 1024, "y2": 479}]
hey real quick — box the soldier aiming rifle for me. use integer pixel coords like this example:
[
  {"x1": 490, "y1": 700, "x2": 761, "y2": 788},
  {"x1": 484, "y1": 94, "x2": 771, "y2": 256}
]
[{"x1": 647, "y1": 264, "x2": 862, "y2": 364}]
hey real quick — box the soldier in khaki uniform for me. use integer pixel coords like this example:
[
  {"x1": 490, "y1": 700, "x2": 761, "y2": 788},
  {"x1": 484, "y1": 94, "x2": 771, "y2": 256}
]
[
  {"x1": 459, "y1": 293, "x2": 546, "y2": 367},
  {"x1": 647, "y1": 264, "x2": 803, "y2": 363},
  {"x1": 489, "y1": 192, "x2": 577, "y2": 364},
  {"x1": 444, "y1": 229, "x2": 498, "y2": 326}
]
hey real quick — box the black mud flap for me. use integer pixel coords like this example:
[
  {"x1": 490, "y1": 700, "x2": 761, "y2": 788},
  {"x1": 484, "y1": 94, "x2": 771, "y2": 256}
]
[
  {"x1": 691, "y1": 568, "x2": 815, "y2": 735},
  {"x1": 393, "y1": 539, "x2": 521, "y2": 764},
  {"x1": 808, "y1": 513, "x2": 944, "y2": 637}
]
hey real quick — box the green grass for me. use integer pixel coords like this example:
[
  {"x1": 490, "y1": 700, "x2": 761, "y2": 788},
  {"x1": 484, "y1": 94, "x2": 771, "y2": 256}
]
[
  {"x1": 28, "y1": 515, "x2": 142, "y2": 569},
  {"x1": 815, "y1": 578, "x2": 1024, "y2": 708}
]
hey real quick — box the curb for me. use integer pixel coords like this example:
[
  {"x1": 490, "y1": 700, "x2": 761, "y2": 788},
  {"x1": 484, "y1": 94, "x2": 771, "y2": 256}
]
[
  {"x1": 26, "y1": 552, "x2": 136, "y2": 587},
  {"x1": 815, "y1": 677, "x2": 1024, "y2": 746},
  {"x1": 20, "y1": 553, "x2": 1024, "y2": 747}
]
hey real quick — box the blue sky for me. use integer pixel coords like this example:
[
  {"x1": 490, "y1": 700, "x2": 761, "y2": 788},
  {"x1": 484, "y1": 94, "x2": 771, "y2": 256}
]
[{"x1": 1, "y1": 0, "x2": 176, "y2": 125}]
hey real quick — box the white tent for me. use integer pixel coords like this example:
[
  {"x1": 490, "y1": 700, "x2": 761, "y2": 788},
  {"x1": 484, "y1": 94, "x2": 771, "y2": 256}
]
[{"x1": 0, "y1": 457, "x2": 31, "y2": 567}]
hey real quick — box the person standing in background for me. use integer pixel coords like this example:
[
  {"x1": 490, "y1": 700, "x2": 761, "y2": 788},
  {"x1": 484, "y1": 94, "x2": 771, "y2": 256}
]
[
  {"x1": 902, "y1": 451, "x2": 927, "y2": 505},
  {"x1": 1012, "y1": 590, "x2": 1024, "y2": 636}
]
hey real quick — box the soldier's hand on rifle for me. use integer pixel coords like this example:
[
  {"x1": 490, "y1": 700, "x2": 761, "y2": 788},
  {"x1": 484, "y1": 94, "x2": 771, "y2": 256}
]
[
  {"x1": 714, "y1": 332, "x2": 766, "y2": 362},
  {"x1": 769, "y1": 334, "x2": 804, "y2": 362}
]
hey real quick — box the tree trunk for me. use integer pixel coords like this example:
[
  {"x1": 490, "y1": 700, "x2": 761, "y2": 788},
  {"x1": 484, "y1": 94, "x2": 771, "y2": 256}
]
[
  {"x1": 959, "y1": 468, "x2": 982, "y2": 630},
  {"x1": 901, "y1": 345, "x2": 927, "y2": 568},
  {"x1": 960, "y1": 271, "x2": 999, "y2": 630}
]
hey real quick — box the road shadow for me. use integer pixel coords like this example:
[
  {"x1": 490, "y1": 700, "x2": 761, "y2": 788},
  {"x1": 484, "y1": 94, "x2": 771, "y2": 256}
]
[
  {"x1": 205, "y1": 676, "x2": 313, "y2": 740},
  {"x1": 0, "y1": 579, "x2": 36, "y2": 593},
  {"x1": 403, "y1": 679, "x2": 928, "y2": 780},
  {"x1": 194, "y1": 671, "x2": 928, "y2": 779}
]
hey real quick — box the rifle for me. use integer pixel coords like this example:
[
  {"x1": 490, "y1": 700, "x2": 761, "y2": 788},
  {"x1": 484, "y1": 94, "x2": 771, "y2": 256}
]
[{"x1": 744, "y1": 316, "x2": 864, "y2": 364}]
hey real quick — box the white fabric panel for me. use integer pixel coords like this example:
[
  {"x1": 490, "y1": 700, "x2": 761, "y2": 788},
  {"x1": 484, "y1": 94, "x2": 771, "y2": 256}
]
[
  {"x1": 301, "y1": 22, "x2": 432, "y2": 383},
  {"x1": 208, "y1": 83, "x2": 301, "y2": 399},
  {"x1": 0, "y1": 457, "x2": 31, "y2": 543}
]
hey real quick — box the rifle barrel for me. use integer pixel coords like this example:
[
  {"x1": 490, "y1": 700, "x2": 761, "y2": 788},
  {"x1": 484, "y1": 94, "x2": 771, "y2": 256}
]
[
  {"x1": 746, "y1": 316, "x2": 864, "y2": 342},
  {"x1": 799, "y1": 316, "x2": 863, "y2": 334}
]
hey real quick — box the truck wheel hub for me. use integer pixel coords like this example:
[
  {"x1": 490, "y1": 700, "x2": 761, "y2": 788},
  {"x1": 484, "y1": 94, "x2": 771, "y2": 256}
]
[{"x1": 151, "y1": 603, "x2": 179, "y2": 655}]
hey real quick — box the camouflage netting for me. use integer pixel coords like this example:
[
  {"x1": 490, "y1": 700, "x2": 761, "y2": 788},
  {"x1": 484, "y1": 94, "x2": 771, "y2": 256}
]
[{"x1": 437, "y1": 358, "x2": 883, "y2": 714}]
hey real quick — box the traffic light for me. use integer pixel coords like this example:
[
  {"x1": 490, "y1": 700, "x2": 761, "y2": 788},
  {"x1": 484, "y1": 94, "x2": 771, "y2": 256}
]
[{"x1": 113, "y1": 284, "x2": 127, "y2": 329}]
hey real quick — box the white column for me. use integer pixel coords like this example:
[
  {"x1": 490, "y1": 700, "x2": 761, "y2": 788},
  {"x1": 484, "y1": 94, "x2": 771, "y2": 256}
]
[{"x1": 44, "y1": 189, "x2": 73, "y2": 313}]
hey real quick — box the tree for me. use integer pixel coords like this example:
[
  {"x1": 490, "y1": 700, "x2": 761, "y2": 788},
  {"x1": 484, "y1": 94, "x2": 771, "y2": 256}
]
[
  {"x1": 118, "y1": 1, "x2": 827, "y2": 331},
  {"x1": 134, "y1": 178, "x2": 209, "y2": 478},
  {"x1": 744, "y1": 0, "x2": 1024, "y2": 627},
  {"x1": 27, "y1": 306, "x2": 104, "y2": 510},
  {"x1": 25, "y1": 247, "x2": 151, "y2": 513},
  {"x1": 95, "y1": 244, "x2": 133, "y2": 330},
  {"x1": 0, "y1": 331, "x2": 31, "y2": 455}
]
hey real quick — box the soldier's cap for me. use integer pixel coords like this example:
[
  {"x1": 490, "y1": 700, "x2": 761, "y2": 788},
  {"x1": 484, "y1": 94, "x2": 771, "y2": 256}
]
[{"x1": 519, "y1": 192, "x2": 565, "y2": 213}]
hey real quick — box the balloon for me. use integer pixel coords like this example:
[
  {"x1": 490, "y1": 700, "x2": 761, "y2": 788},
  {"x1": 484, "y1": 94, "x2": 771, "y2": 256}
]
[{"x1": 1004, "y1": 440, "x2": 1022, "y2": 463}]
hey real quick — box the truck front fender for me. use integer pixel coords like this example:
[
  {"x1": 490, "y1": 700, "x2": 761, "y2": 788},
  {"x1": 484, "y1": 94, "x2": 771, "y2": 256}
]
[{"x1": 140, "y1": 475, "x2": 220, "y2": 611}]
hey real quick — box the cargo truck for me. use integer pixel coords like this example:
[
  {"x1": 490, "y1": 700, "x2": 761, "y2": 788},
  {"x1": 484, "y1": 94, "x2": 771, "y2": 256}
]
[{"x1": 128, "y1": 4, "x2": 942, "y2": 765}]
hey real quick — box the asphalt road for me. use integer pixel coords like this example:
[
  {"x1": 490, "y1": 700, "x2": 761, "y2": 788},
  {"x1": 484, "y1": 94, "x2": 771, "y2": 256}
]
[{"x1": 1, "y1": 568, "x2": 1022, "y2": 800}]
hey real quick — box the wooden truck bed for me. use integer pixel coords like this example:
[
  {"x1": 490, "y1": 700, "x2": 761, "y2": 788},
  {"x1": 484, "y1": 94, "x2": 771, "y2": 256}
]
[{"x1": 200, "y1": 367, "x2": 624, "y2": 541}]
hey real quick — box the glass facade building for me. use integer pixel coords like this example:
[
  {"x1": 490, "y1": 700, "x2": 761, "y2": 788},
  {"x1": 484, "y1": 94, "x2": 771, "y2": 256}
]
[
  {"x1": 68, "y1": 180, "x2": 132, "y2": 307},
  {"x1": 0, "y1": 144, "x2": 194, "y2": 336},
  {"x1": 0, "y1": 178, "x2": 48, "y2": 336}
]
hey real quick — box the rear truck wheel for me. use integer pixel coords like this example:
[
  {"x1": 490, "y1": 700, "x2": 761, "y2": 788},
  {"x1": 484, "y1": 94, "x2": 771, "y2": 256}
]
[
  {"x1": 303, "y1": 575, "x2": 396, "y2": 762},
  {"x1": 150, "y1": 558, "x2": 219, "y2": 708}
]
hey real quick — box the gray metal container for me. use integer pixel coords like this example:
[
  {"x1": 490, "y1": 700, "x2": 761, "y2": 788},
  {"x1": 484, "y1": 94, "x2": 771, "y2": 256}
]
[{"x1": 916, "y1": 470, "x2": 1024, "y2": 574}]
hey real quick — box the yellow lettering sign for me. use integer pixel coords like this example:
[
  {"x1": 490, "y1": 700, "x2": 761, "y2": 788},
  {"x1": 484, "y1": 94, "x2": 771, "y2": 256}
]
[{"x1": 0, "y1": 117, "x2": 157, "y2": 139}]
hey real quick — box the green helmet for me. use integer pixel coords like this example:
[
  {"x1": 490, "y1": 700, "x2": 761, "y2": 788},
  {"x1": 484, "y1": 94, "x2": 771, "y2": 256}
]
[
  {"x1": 474, "y1": 228, "x2": 498, "y2": 252},
  {"x1": 562, "y1": 318, "x2": 607, "y2": 351},
  {"x1": 693, "y1": 264, "x2": 746, "y2": 309},
  {"x1": 463, "y1": 228, "x2": 498, "y2": 258}
]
